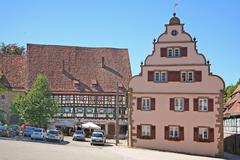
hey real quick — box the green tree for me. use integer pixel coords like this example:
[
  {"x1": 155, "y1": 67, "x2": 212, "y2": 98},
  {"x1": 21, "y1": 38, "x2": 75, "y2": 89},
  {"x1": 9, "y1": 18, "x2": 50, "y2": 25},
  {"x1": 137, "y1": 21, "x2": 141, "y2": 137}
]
[
  {"x1": 12, "y1": 74, "x2": 59, "y2": 128},
  {"x1": 224, "y1": 79, "x2": 240, "y2": 103},
  {"x1": 0, "y1": 42, "x2": 25, "y2": 55}
]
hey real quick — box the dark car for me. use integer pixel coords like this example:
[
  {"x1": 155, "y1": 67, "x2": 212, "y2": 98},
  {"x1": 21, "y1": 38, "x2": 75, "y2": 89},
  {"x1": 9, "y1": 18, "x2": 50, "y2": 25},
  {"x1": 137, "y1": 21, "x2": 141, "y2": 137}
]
[
  {"x1": 8, "y1": 125, "x2": 21, "y2": 136},
  {"x1": 0, "y1": 126, "x2": 16, "y2": 137}
]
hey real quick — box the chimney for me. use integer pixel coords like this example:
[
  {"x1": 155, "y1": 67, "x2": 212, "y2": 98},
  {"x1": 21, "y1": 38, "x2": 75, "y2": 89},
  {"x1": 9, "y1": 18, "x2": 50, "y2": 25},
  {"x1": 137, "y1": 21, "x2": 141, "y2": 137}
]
[{"x1": 102, "y1": 57, "x2": 105, "y2": 68}]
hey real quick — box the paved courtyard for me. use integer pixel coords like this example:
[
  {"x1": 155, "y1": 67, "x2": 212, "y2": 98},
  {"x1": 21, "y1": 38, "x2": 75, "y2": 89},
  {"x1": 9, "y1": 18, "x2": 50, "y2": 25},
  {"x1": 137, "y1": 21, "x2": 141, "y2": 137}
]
[{"x1": 0, "y1": 137, "x2": 239, "y2": 160}]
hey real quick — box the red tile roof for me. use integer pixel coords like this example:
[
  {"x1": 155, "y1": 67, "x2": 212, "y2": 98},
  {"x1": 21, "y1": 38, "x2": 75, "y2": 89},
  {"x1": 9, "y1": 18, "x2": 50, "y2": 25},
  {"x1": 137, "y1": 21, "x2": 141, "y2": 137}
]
[
  {"x1": 26, "y1": 44, "x2": 132, "y2": 93},
  {"x1": 0, "y1": 55, "x2": 26, "y2": 89},
  {"x1": 224, "y1": 85, "x2": 240, "y2": 117}
]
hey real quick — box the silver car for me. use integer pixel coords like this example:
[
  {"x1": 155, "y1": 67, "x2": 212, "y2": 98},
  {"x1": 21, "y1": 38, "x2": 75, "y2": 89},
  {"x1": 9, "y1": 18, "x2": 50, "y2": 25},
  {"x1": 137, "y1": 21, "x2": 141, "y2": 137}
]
[
  {"x1": 73, "y1": 130, "x2": 85, "y2": 141},
  {"x1": 90, "y1": 132, "x2": 105, "y2": 145},
  {"x1": 46, "y1": 129, "x2": 64, "y2": 143}
]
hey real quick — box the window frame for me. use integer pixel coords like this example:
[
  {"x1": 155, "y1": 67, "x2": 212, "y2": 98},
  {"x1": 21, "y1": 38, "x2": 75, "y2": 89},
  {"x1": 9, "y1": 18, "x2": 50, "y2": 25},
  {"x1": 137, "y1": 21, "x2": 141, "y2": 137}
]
[
  {"x1": 142, "y1": 98, "x2": 151, "y2": 111},
  {"x1": 198, "y1": 127, "x2": 209, "y2": 140},
  {"x1": 154, "y1": 71, "x2": 161, "y2": 82},
  {"x1": 199, "y1": 98, "x2": 208, "y2": 112},
  {"x1": 160, "y1": 71, "x2": 168, "y2": 82},
  {"x1": 169, "y1": 126, "x2": 180, "y2": 138},
  {"x1": 141, "y1": 125, "x2": 151, "y2": 137},
  {"x1": 167, "y1": 48, "x2": 174, "y2": 57},
  {"x1": 174, "y1": 98, "x2": 184, "y2": 111},
  {"x1": 174, "y1": 48, "x2": 181, "y2": 57}
]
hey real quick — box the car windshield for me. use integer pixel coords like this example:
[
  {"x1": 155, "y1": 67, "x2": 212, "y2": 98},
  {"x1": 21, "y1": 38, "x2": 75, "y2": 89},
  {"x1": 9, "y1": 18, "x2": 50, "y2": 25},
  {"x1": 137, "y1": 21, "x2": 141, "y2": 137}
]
[
  {"x1": 48, "y1": 130, "x2": 59, "y2": 135},
  {"x1": 92, "y1": 133, "x2": 103, "y2": 137},
  {"x1": 34, "y1": 129, "x2": 43, "y2": 132},
  {"x1": 75, "y1": 131, "x2": 84, "y2": 134}
]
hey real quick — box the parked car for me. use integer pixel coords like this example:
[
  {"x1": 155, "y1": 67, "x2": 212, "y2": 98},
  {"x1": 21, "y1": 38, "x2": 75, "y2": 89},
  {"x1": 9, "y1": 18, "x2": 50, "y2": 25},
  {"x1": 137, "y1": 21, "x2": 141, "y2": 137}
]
[
  {"x1": 0, "y1": 126, "x2": 16, "y2": 137},
  {"x1": 90, "y1": 131, "x2": 105, "y2": 145},
  {"x1": 73, "y1": 130, "x2": 85, "y2": 141},
  {"x1": 23, "y1": 126, "x2": 35, "y2": 137},
  {"x1": 31, "y1": 128, "x2": 47, "y2": 140},
  {"x1": 8, "y1": 125, "x2": 21, "y2": 136},
  {"x1": 94, "y1": 130, "x2": 106, "y2": 143},
  {"x1": 46, "y1": 129, "x2": 64, "y2": 143}
]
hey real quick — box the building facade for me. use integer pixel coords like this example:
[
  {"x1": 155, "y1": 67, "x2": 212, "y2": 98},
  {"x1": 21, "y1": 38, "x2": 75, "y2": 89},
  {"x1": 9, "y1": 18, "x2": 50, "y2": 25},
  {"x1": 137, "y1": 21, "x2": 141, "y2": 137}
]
[
  {"x1": 0, "y1": 44, "x2": 132, "y2": 138},
  {"x1": 128, "y1": 13, "x2": 225, "y2": 157}
]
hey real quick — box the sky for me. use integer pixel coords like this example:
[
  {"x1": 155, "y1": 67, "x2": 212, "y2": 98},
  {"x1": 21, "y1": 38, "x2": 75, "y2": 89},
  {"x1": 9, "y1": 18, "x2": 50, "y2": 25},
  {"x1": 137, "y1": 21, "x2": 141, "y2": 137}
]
[{"x1": 1, "y1": 0, "x2": 240, "y2": 86}]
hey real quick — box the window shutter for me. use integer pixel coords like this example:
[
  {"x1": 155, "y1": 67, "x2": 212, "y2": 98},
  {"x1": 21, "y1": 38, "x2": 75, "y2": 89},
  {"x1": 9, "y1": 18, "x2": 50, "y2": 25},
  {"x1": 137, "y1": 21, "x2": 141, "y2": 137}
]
[
  {"x1": 161, "y1": 48, "x2": 167, "y2": 57},
  {"x1": 194, "y1": 71, "x2": 202, "y2": 82},
  {"x1": 151, "y1": 125, "x2": 156, "y2": 139},
  {"x1": 180, "y1": 47, "x2": 187, "y2": 57},
  {"x1": 168, "y1": 71, "x2": 180, "y2": 81},
  {"x1": 209, "y1": 128, "x2": 214, "y2": 142},
  {"x1": 208, "y1": 98, "x2": 214, "y2": 112},
  {"x1": 164, "y1": 126, "x2": 169, "y2": 140},
  {"x1": 193, "y1": 98, "x2": 199, "y2": 111},
  {"x1": 137, "y1": 98, "x2": 142, "y2": 110},
  {"x1": 148, "y1": 71, "x2": 154, "y2": 81},
  {"x1": 184, "y1": 98, "x2": 189, "y2": 111},
  {"x1": 151, "y1": 98, "x2": 155, "y2": 110},
  {"x1": 137, "y1": 125, "x2": 142, "y2": 138},
  {"x1": 170, "y1": 98, "x2": 174, "y2": 110},
  {"x1": 180, "y1": 127, "x2": 184, "y2": 140},
  {"x1": 193, "y1": 127, "x2": 199, "y2": 141}
]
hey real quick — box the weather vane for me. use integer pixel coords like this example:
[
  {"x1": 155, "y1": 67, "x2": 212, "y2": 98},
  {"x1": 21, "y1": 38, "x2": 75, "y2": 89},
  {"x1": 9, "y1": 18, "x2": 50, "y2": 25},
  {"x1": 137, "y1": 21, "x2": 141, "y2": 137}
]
[{"x1": 173, "y1": 3, "x2": 178, "y2": 13}]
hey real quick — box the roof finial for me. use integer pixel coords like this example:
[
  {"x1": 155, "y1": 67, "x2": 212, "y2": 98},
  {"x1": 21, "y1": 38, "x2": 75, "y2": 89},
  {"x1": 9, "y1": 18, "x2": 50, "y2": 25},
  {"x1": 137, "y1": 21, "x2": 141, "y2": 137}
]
[{"x1": 173, "y1": 3, "x2": 178, "y2": 15}]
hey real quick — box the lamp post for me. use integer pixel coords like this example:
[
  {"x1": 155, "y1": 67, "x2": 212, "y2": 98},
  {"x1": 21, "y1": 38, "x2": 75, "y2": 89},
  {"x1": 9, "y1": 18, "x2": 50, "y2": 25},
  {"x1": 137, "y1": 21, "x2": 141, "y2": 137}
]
[{"x1": 115, "y1": 82, "x2": 119, "y2": 145}]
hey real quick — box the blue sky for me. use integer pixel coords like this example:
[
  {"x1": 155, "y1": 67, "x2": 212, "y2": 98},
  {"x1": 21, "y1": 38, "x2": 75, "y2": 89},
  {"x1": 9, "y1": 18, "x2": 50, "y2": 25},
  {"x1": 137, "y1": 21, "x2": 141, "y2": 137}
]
[{"x1": 1, "y1": 0, "x2": 239, "y2": 86}]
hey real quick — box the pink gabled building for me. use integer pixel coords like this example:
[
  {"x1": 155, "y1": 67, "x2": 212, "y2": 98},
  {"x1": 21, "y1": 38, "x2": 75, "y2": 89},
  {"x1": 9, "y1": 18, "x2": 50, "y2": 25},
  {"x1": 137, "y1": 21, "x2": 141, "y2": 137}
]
[{"x1": 128, "y1": 13, "x2": 225, "y2": 157}]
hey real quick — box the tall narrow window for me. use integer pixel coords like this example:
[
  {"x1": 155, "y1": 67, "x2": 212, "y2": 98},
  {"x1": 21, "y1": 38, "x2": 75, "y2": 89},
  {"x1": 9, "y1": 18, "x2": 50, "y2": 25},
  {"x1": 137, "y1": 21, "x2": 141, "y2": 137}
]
[
  {"x1": 181, "y1": 72, "x2": 187, "y2": 82},
  {"x1": 161, "y1": 71, "x2": 167, "y2": 82},
  {"x1": 174, "y1": 98, "x2": 184, "y2": 111},
  {"x1": 199, "y1": 98, "x2": 208, "y2": 111},
  {"x1": 167, "y1": 48, "x2": 174, "y2": 57},
  {"x1": 199, "y1": 128, "x2": 208, "y2": 140},
  {"x1": 142, "y1": 125, "x2": 151, "y2": 137},
  {"x1": 169, "y1": 126, "x2": 179, "y2": 138},
  {"x1": 154, "y1": 72, "x2": 160, "y2": 82},
  {"x1": 174, "y1": 48, "x2": 180, "y2": 57},
  {"x1": 188, "y1": 71, "x2": 194, "y2": 82},
  {"x1": 142, "y1": 98, "x2": 151, "y2": 110}
]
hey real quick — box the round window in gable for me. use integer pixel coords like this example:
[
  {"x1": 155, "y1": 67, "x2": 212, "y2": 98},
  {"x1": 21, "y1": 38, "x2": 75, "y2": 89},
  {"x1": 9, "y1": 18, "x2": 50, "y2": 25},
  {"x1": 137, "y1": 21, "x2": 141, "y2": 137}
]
[{"x1": 171, "y1": 30, "x2": 178, "y2": 36}]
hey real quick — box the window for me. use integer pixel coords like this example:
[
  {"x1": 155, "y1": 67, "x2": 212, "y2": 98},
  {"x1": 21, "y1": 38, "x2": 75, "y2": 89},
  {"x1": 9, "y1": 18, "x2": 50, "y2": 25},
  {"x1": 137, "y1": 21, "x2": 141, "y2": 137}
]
[
  {"x1": 174, "y1": 48, "x2": 180, "y2": 57},
  {"x1": 169, "y1": 126, "x2": 179, "y2": 138},
  {"x1": 161, "y1": 71, "x2": 167, "y2": 81},
  {"x1": 167, "y1": 48, "x2": 174, "y2": 57},
  {"x1": 188, "y1": 71, "x2": 194, "y2": 82},
  {"x1": 199, "y1": 98, "x2": 208, "y2": 111},
  {"x1": 199, "y1": 128, "x2": 208, "y2": 140},
  {"x1": 154, "y1": 71, "x2": 167, "y2": 82},
  {"x1": 175, "y1": 98, "x2": 184, "y2": 111},
  {"x1": 181, "y1": 71, "x2": 194, "y2": 82},
  {"x1": 142, "y1": 125, "x2": 151, "y2": 137},
  {"x1": 154, "y1": 72, "x2": 160, "y2": 82},
  {"x1": 142, "y1": 98, "x2": 151, "y2": 110}
]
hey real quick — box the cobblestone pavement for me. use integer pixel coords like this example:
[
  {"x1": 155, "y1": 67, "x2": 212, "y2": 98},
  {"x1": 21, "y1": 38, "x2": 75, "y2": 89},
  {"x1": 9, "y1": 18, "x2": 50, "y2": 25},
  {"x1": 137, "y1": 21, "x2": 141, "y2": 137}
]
[{"x1": 0, "y1": 136, "x2": 239, "y2": 160}]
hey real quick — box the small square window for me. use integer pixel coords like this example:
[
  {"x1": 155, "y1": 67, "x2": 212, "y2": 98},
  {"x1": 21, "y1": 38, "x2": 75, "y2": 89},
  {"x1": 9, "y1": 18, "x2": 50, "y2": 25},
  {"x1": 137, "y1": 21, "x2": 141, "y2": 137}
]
[{"x1": 142, "y1": 125, "x2": 151, "y2": 137}]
